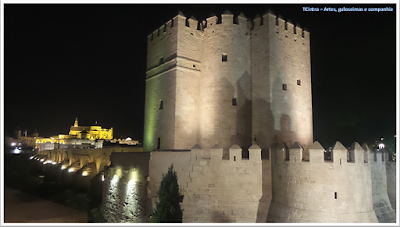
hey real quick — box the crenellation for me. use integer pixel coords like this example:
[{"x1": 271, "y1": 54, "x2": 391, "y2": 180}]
[
  {"x1": 332, "y1": 141, "x2": 347, "y2": 165},
  {"x1": 229, "y1": 144, "x2": 242, "y2": 162},
  {"x1": 237, "y1": 12, "x2": 247, "y2": 26},
  {"x1": 221, "y1": 10, "x2": 234, "y2": 24},
  {"x1": 362, "y1": 143, "x2": 370, "y2": 163},
  {"x1": 349, "y1": 142, "x2": 364, "y2": 164},
  {"x1": 253, "y1": 14, "x2": 263, "y2": 27},
  {"x1": 205, "y1": 14, "x2": 218, "y2": 27},
  {"x1": 309, "y1": 141, "x2": 325, "y2": 163},
  {"x1": 289, "y1": 142, "x2": 303, "y2": 163},
  {"x1": 188, "y1": 16, "x2": 198, "y2": 29}
]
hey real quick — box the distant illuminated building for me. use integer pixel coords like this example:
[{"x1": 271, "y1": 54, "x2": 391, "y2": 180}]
[
  {"x1": 110, "y1": 137, "x2": 139, "y2": 145},
  {"x1": 35, "y1": 118, "x2": 112, "y2": 151},
  {"x1": 69, "y1": 118, "x2": 113, "y2": 140}
]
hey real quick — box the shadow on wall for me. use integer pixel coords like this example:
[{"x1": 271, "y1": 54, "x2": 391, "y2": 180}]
[
  {"x1": 236, "y1": 70, "x2": 252, "y2": 158},
  {"x1": 211, "y1": 210, "x2": 234, "y2": 223}
]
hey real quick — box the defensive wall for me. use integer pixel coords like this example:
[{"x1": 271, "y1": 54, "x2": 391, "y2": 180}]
[{"x1": 101, "y1": 142, "x2": 396, "y2": 223}]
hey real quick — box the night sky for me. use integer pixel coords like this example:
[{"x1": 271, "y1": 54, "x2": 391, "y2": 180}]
[{"x1": 3, "y1": 3, "x2": 397, "y2": 148}]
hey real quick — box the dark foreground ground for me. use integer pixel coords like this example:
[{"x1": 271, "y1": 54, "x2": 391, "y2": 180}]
[{"x1": 4, "y1": 186, "x2": 87, "y2": 223}]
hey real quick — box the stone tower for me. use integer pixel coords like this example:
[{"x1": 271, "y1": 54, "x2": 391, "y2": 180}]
[{"x1": 144, "y1": 10, "x2": 313, "y2": 153}]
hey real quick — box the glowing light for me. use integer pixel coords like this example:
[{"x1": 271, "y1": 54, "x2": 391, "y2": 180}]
[
  {"x1": 126, "y1": 137, "x2": 132, "y2": 141},
  {"x1": 13, "y1": 148, "x2": 21, "y2": 154},
  {"x1": 40, "y1": 159, "x2": 44, "y2": 162},
  {"x1": 127, "y1": 179, "x2": 136, "y2": 190},
  {"x1": 82, "y1": 171, "x2": 89, "y2": 176},
  {"x1": 52, "y1": 162, "x2": 57, "y2": 165},
  {"x1": 68, "y1": 168, "x2": 76, "y2": 173},
  {"x1": 61, "y1": 166, "x2": 67, "y2": 170},
  {"x1": 110, "y1": 175, "x2": 119, "y2": 188},
  {"x1": 102, "y1": 175, "x2": 105, "y2": 181},
  {"x1": 30, "y1": 156, "x2": 34, "y2": 160},
  {"x1": 379, "y1": 143, "x2": 385, "y2": 150},
  {"x1": 11, "y1": 142, "x2": 16, "y2": 146}
]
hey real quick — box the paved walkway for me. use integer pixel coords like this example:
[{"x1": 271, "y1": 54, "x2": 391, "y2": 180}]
[{"x1": 4, "y1": 187, "x2": 88, "y2": 223}]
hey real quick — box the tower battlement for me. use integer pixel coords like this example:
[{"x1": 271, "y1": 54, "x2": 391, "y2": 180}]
[{"x1": 271, "y1": 141, "x2": 391, "y2": 165}]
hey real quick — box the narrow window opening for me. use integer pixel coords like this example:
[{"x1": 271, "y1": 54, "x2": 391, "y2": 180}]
[
  {"x1": 285, "y1": 22, "x2": 288, "y2": 30},
  {"x1": 171, "y1": 19, "x2": 174, "y2": 27},
  {"x1": 297, "y1": 79, "x2": 301, "y2": 86},
  {"x1": 232, "y1": 98, "x2": 237, "y2": 106},
  {"x1": 159, "y1": 57, "x2": 164, "y2": 65},
  {"x1": 260, "y1": 18, "x2": 263, "y2": 26},
  {"x1": 254, "y1": 137, "x2": 257, "y2": 142},
  {"x1": 294, "y1": 26, "x2": 297, "y2": 34},
  {"x1": 234, "y1": 156, "x2": 236, "y2": 161},
  {"x1": 302, "y1": 30, "x2": 305, "y2": 38},
  {"x1": 185, "y1": 18, "x2": 189, "y2": 27},
  {"x1": 164, "y1": 25, "x2": 166, "y2": 32},
  {"x1": 159, "y1": 100, "x2": 163, "y2": 110},
  {"x1": 285, "y1": 147, "x2": 289, "y2": 160},
  {"x1": 222, "y1": 54, "x2": 227, "y2": 62},
  {"x1": 157, "y1": 29, "x2": 160, "y2": 36},
  {"x1": 334, "y1": 192, "x2": 337, "y2": 199},
  {"x1": 340, "y1": 159, "x2": 341, "y2": 165},
  {"x1": 193, "y1": 64, "x2": 196, "y2": 68},
  {"x1": 157, "y1": 138, "x2": 160, "y2": 149},
  {"x1": 275, "y1": 17, "x2": 279, "y2": 26},
  {"x1": 282, "y1": 84, "x2": 287, "y2": 91}
]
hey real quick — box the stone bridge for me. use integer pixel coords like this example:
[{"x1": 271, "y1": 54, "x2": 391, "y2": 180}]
[{"x1": 33, "y1": 147, "x2": 143, "y2": 193}]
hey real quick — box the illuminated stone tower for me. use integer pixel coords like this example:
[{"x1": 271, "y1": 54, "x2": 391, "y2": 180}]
[
  {"x1": 144, "y1": 10, "x2": 313, "y2": 153},
  {"x1": 251, "y1": 11, "x2": 313, "y2": 155}
]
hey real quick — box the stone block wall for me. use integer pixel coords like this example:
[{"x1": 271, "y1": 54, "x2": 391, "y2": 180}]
[
  {"x1": 251, "y1": 12, "x2": 313, "y2": 156},
  {"x1": 386, "y1": 160, "x2": 396, "y2": 212},
  {"x1": 102, "y1": 152, "x2": 150, "y2": 223},
  {"x1": 266, "y1": 141, "x2": 378, "y2": 223},
  {"x1": 101, "y1": 142, "x2": 396, "y2": 223},
  {"x1": 370, "y1": 149, "x2": 396, "y2": 222}
]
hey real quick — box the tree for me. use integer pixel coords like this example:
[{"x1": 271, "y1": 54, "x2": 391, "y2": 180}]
[{"x1": 151, "y1": 164, "x2": 184, "y2": 223}]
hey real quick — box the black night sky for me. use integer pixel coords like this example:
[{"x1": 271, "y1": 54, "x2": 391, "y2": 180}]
[{"x1": 3, "y1": 3, "x2": 397, "y2": 148}]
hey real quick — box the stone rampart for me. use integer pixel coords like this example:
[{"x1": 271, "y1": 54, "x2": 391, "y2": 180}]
[
  {"x1": 99, "y1": 141, "x2": 395, "y2": 223},
  {"x1": 266, "y1": 141, "x2": 378, "y2": 223}
]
